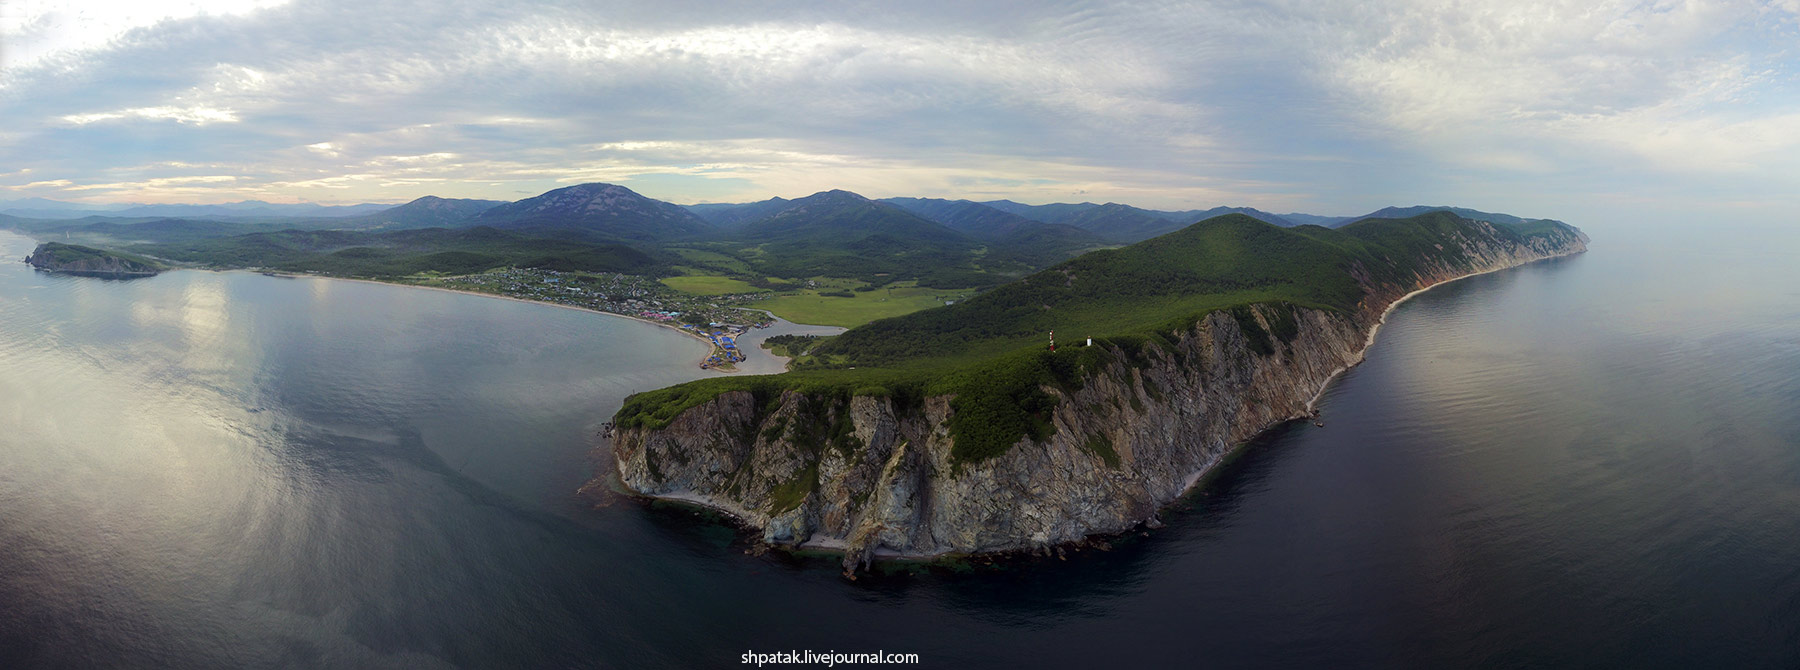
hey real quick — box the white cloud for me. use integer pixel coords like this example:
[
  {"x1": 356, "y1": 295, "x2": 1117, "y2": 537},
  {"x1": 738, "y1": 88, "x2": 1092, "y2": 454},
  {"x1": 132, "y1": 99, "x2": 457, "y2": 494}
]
[
  {"x1": 1, "y1": 0, "x2": 291, "y2": 71},
  {"x1": 0, "y1": 0, "x2": 1795, "y2": 213},
  {"x1": 61, "y1": 105, "x2": 238, "y2": 125},
  {"x1": 1322, "y1": 0, "x2": 1799, "y2": 176},
  {"x1": 4, "y1": 179, "x2": 73, "y2": 190},
  {"x1": 63, "y1": 175, "x2": 237, "y2": 191}
]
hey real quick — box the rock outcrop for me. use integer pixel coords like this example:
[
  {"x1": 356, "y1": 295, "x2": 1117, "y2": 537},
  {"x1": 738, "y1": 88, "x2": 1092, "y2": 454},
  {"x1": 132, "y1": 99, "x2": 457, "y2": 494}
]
[
  {"x1": 24, "y1": 243, "x2": 162, "y2": 277},
  {"x1": 603, "y1": 219, "x2": 1588, "y2": 573}
]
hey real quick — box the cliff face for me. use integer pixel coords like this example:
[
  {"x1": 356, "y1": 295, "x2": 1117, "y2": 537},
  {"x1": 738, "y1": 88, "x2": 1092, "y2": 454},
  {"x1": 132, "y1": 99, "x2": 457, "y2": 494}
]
[{"x1": 605, "y1": 220, "x2": 1587, "y2": 573}]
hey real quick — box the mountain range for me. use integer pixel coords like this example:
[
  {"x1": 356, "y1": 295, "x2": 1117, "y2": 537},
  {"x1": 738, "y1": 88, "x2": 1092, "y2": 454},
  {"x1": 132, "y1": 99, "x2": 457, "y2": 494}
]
[
  {"x1": 3, "y1": 185, "x2": 1568, "y2": 290},
  {"x1": 5, "y1": 187, "x2": 1556, "y2": 246},
  {"x1": 469, "y1": 183, "x2": 714, "y2": 242},
  {"x1": 0, "y1": 198, "x2": 391, "y2": 220}
]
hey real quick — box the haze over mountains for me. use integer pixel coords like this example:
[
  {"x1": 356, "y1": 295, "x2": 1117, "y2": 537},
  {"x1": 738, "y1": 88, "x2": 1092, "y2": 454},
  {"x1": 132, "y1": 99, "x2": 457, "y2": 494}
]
[
  {"x1": 0, "y1": 198, "x2": 391, "y2": 220},
  {"x1": 2, "y1": 183, "x2": 1569, "y2": 290},
  {"x1": 348, "y1": 196, "x2": 506, "y2": 231},
  {"x1": 3, "y1": 185, "x2": 1556, "y2": 247}
]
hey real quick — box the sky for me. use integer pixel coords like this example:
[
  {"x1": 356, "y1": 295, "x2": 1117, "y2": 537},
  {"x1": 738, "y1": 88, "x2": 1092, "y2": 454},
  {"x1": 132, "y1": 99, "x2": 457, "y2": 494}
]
[{"x1": 1, "y1": 0, "x2": 1797, "y2": 220}]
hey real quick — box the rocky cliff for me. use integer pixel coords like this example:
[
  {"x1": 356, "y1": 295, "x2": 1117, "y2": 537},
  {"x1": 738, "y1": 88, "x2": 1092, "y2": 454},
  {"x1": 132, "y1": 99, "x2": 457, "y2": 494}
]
[{"x1": 603, "y1": 219, "x2": 1588, "y2": 574}]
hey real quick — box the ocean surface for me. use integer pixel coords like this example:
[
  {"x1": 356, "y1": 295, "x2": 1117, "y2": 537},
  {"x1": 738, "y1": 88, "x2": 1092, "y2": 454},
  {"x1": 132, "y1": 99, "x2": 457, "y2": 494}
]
[{"x1": 0, "y1": 223, "x2": 1796, "y2": 668}]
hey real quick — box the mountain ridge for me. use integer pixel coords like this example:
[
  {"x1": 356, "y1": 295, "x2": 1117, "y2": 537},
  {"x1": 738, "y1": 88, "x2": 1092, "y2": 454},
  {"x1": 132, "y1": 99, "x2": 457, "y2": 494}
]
[{"x1": 473, "y1": 183, "x2": 715, "y2": 242}]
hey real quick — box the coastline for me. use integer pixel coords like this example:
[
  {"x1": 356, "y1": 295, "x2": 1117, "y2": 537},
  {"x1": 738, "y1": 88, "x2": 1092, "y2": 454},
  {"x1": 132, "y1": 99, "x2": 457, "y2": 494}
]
[
  {"x1": 237, "y1": 271, "x2": 745, "y2": 373},
  {"x1": 618, "y1": 247, "x2": 1591, "y2": 566},
  {"x1": 1302, "y1": 247, "x2": 1588, "y2": 417}
]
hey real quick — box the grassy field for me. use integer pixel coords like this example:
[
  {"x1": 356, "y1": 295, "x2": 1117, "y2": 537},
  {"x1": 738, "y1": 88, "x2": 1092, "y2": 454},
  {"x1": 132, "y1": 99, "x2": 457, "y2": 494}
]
[
  {"x1": 618, "y1": 212, "x2": 1591, "y2": 465},
  {"x1": 746, "y1": 280, "x2": 975, "y2": 328},
  {"x1": 660, "y1": 275, "x2": 759, "y2": 295}
]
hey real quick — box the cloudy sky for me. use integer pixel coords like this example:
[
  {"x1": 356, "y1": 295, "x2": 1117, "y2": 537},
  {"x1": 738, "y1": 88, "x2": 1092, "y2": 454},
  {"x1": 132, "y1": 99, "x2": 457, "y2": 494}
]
[{"x1": 2, "y1": 0, "x2": 1796, "y2": 218}]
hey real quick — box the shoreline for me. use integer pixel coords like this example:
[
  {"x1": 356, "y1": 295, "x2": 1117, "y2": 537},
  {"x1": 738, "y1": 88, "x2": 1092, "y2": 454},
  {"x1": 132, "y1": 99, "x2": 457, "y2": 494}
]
[
  {"x1": 1302, "y1": 247, "x2": 1587, "y2": 417},
  {"x1": 236, "y1": 271, "x2": 752, "y2": 373},
  {"x1": 622, "y1": 247, "x2": 1590, "y2": 567}
]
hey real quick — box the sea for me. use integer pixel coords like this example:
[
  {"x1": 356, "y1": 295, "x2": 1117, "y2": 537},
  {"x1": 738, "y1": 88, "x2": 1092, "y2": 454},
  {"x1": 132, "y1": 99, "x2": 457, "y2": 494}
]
[{"x1": 0, "y1": 223, "x2": 1795, "y2": 669}]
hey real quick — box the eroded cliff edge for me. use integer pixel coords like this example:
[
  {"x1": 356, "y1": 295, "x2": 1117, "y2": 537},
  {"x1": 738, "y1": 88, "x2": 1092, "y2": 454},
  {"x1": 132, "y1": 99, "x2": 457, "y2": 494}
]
[{"x1": 601, "y1": 218, "x2": 1588, "y2": 573}]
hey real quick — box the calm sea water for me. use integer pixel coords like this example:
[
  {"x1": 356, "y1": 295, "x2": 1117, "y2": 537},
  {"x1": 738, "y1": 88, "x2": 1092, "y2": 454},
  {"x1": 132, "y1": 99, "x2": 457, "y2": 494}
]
[{"x1": 0, "y1": 224, "x2": 1795, "y2": 668}]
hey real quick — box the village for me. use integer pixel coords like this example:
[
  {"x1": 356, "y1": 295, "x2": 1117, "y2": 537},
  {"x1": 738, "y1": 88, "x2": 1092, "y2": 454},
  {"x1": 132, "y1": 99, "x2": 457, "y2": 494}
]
[{"x1": 426, "y1": 268, "x2": 773, "y2": 368}]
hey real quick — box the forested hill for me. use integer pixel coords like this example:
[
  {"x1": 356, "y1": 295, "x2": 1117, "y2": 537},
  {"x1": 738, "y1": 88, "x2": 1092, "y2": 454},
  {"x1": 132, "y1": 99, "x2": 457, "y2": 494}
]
[
  {"x1": 809, "y1": 211, "x2": 1585, "y2": 367},
  {"x1": 615, "y1": 211, "x2": 1587, "y2": 443},
  {"x1": 24, "y1": 242, "x2": 164, "y2": 276},
  {"x1": 604, "y1": 210, "x2": 1587, "y2": 571},
  {"x1": 132, "y1": 227, "x2": 667, "y2": 277}
]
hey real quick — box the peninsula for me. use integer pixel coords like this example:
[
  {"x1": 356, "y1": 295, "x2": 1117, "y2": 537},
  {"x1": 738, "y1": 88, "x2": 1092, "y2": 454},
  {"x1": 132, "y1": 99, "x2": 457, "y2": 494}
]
[
  {"x1": 24, "y1": 242, "x2": 163, "y2": 278},
  {"x1": 603, "y1": 211, "x2": 1589, "y2": 574}
]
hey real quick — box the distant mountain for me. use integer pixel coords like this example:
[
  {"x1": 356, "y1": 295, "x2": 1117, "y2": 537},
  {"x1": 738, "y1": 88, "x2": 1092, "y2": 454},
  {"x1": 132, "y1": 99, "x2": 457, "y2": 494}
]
[
  {"x1": 1351, "y1": 206, "x2": 1534, "y2": 227},
  {"x1": 978, "y1": 200, "x2": 1101, "y2": 225},
  {"x1": 0, "y1": 199, "x2": 389, "y2": 220},
  {"x1": 732, "y1": 190, "x2": 988, "y2": 283},
  {"x1": 987, "y1": 222, "x2": 1109, "y2": 267},
  {"x1": 71, "y1": 218, "x2": 262, "y2": 244},
  {"x1": 473, "y1": 183, "x2": 714, "y2": 242},
  {"x1": 738, "y1": 190, "x2": 971, "y2": 247},
  {"x1": 880, "y1": 197, "x2": 1107, "y2": 266},
  {"x1": 347, "y1": 196, "x2": 503, "y2": 230},
  {"x1": 1276, "y1": 212, "x2": 1353, "y2": 227},
  {"x1": 684, "y1": 197, "x2": 792, "y2": 228},
  {"x1": 0, "y1": 198, "x2": 118, "y2": 218},
  {"x1": 134, "y1": 226, "x2": 667, "y2": 278},
  {"x1": 974, "y1": 200, "x2": 1294, "y2": 242},
  {"x1": 1152, "y1": 206, "x2": 1297, "y2": 228},
  {"x1": 880, "y1": 197, "x2": 1045, "y2": 239},
  {"x1": 111, "y1": 201, "x2": 390, "y2": 218},
  {"x1": 0, "y1": 213, "x2": 262, "y2": 240},
  {"x1": 1053, "y1": 203, "x2": 1190, "y2": 243}
]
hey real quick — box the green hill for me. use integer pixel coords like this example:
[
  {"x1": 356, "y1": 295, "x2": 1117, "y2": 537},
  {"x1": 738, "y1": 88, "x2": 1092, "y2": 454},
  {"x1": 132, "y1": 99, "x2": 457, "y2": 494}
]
[
  {"x1": 344, "y1": 196, "x2": 503, "y2": 230},
  {"x1": 984, "y1": 222, "x2": 1110, "y2": 267},
  {"x1": 131, "y1": 226, "x2": 667, "y2": 278},
  {"x1": 979, "y1": 199, "x2": 1099, "y2": 224},
  {"x1": 726, "y1": 190, "x2": 995, "y2": 285},
  {"x1": 25, "y1": 242, "x2": 164, "y2": 275},
  {"x1": 880, "y1": 197, "x2": 1045, "y2": 239},
  {"x1": 882, "y1": 197, "x2": 1110, "y2": 266},
  {"x1": 1346, "y1": 205, "x2": 1573, "y2": 229},
  {"x1": 615, "y1": 211, "x2": 1585, "y2": 462},
  {"x1": 1155, "y1": 206, "x2": 1297, "y2": 228},
  {"x1": 684, "y1": 197, "x2": 793, "y2": 228},
  {"x1": 1058, "y1": 203, "x2": 1192, "y2": 242}
]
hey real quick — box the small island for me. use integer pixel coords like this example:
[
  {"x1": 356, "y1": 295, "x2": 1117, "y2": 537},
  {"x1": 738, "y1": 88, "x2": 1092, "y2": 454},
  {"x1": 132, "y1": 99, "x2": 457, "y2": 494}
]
[{"x1": 24, "y1": 242, "x2": 164, "y2": 278}]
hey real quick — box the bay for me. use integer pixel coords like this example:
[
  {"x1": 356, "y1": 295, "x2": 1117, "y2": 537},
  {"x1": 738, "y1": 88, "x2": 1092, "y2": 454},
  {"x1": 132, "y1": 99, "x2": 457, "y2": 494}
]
[{"x1": 1, "y1": 221, "x2": 1796, "y2": 668}]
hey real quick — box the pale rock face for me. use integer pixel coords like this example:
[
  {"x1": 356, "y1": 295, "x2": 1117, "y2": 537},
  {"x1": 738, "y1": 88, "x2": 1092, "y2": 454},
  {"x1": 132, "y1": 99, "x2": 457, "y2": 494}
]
[{"x1": 604, "y1": 221, "x2": 1588, "y2": 573}]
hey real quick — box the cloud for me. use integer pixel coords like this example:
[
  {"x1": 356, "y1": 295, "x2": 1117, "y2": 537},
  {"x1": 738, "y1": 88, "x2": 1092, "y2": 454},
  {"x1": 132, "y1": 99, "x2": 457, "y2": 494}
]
[
  {"x1": 1321, "y1": 0, "x2": 1797, "y2": 171},
  {"x1": 4, "y1": 179, "x2": 73, "y2": 190},
  {"x1": 0, "y1": 0, "x2": 1795, "y2": 215},
  {"x1": 0, "y1": 0, "x2": 293, "y2": 70},
  {"x1": 61, "y1": 105, "x2": 239, "y2": 125}
]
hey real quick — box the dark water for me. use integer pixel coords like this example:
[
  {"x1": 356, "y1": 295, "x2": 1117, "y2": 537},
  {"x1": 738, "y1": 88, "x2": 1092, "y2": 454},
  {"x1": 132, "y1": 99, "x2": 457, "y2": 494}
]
[{"x1": 1, "y1": 223, "x2": 1796, "y2": 668}]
